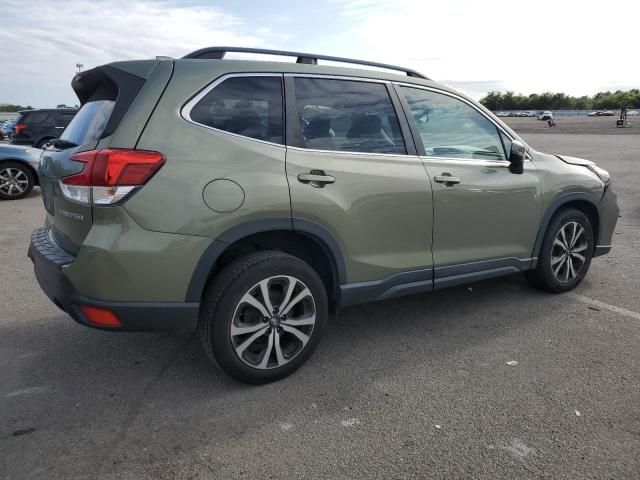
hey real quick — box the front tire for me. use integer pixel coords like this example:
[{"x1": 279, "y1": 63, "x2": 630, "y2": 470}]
[
  {"x1": 526, "y1": 208, "x2": 594, "y2": 292},
  {"x1": 0, "y1": 162, "x2": 35, "y2": 200},
  {"x1": 199, "y1": 251, "x2": 328, "y2": 384}
]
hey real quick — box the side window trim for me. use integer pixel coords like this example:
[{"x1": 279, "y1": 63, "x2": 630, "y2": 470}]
[
  {"x1": 284, "y1": 75, "x2": 305, "y2": 149},
  {"x1": 181, "y1": 72, "x2": 286, "y2": 148},
  {"x1": 286, "y1": 74, "x2": 413, "y2": 157},
  {"x1": 386, "y1": 83, "x2": 417, "y2": 156},
  {"x1": 393, "y1": 82, "x2": 527, "y2": 163}
]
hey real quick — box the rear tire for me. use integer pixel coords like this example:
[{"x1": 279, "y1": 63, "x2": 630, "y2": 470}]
[
  {"x1": 35, "y1": 137, "x2": 53, "y2": 149},
  {"x1": 0, "y1": 162, "x2": 34, "y2": 200},
  {"x1": 198, "y1": 251, "x2": 327, "y2": 384},
  {"x1": 526, "y1": 208, "x2": 594, "y2": 292}
]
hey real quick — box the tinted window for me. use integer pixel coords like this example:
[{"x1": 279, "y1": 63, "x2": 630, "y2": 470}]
[
  {"x1": 190, "y1": 76, "x2": 284, "y2": 144},
  {"x1": 60, "y1": 113, "x2": 77, "y2": 124},
  {"x1": 24, "y1": 112, "x2": 49, "y2": 124},
  {"x1": 401, "y1": 87, "x2": 506, "y2": 161},
  {"x1": 60, "y1": 100, "x2": 115, "y2": 146},
  {"x1": 294, "y1": 78, "x2": 406, "y2": 155}
]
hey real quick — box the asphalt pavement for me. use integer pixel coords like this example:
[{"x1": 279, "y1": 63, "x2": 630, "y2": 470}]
[{"x1": 1, "y1": 133, "x2": 639, "y2": 479}]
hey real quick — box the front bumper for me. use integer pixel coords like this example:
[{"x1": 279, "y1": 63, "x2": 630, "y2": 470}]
[
  {"x1": 28, "y1": 227, "x2": 199, "y2": 332},
  {"x1": 594, "y1": 186, "x2": 619, "y2": 257}
]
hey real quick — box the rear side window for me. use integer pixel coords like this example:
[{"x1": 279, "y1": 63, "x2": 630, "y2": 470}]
[
  {"x1": 294, "y1": 78, "x2": 406, "y2": 155},
  {"x1": 23, "y1": 112, "x2": 49, "y2": 124},
  {"x1": 60, "y1": 100, "x2": 115, "y2": 146},
  {"x1": 189, "y1": 76, "x2": 284, "y2": 144}
]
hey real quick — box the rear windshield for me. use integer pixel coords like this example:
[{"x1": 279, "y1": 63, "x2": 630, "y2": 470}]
[{"x1": 60, "y1": 100, "x2": 115, "y2": 146}]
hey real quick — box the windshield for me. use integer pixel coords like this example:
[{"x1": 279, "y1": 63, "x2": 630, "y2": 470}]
[{"x1": 60, "y1": 100, "x2": 115, "y2": 146}]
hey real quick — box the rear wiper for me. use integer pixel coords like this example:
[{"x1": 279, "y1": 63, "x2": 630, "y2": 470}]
[{"x1": 48, "y1": 139, "x2": 78, "y2": 150}]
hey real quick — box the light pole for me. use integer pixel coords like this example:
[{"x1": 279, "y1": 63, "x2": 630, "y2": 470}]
[{"x1": 76, "y1": 63, "x2": 84, "y2": 73}]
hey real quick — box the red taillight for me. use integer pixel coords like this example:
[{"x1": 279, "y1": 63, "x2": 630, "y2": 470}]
[
  {"x1": 13, "y1": 123, "x2": 26, "y2": 135},
  {"x1": 80, "y1": 305, "x2": 122, "y2": 328},
  {"x1": 60, "y1": 149, "x2": 165, "y2": 205}
]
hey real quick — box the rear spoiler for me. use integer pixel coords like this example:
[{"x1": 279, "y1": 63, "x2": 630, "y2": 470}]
[{"x1": 71, "y1": 65, "x2": 147, "y2": 139}]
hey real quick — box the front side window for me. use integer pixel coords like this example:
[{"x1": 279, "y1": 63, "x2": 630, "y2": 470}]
[
  {"x1": 401, "y1": 87, "x2": 507, "y2": 161},
  {"x1": 189, "y1": 76, "x2": 284, "y2": 144},
  {"x1": 294, "y1": 78, "x2": 406, "y2": 155}
]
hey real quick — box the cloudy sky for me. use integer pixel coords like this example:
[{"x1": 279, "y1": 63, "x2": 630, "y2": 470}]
[{"x1": 1, "y1": 0, "x2": 639, "y2": 107}]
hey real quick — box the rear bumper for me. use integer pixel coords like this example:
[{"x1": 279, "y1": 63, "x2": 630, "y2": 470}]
[{"x1": 28, "y1": 227, "x2": 199, "y2": 332}]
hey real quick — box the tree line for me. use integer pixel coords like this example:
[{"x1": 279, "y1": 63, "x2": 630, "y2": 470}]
[
  {"x1": 480, "y1": 89, "x2": 640, "y2": 111},
  {"x1": 0, "y1": 104, "x2": 34, "y2": 112}
]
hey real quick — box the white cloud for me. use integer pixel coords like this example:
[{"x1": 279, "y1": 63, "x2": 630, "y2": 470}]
[
  {"x1": 332, "y1": 0, "x2": 640, "y2": 98},
  {"x1": 0, "y1": 0, "x2": 286, "y2": 106},
  {"x1": 1, "y1": 0, "x2": 638, "y2": 105}
]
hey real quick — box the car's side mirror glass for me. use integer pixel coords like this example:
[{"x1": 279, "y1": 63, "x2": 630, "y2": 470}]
[{"x1": 509, "y1": 140, "x2": 526, "y2": 174}]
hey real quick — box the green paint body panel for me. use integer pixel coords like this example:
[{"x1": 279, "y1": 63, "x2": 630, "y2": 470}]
[
  {"x1": 423, "y1": 157, "x2": 541, "y2": 266},
  {"x1": 64, "y1": 206, "x2": 210, "y2": 302},
  {"x1": 286, "y1": 149, "x2": 433, "y2": 282},
  {"x1": 32, "y1": 56, "x2": 619, "y2": 320}
]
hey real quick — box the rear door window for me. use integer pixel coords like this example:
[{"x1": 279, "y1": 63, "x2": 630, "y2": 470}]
[
  {"x1": 24, "y1": 112, "x2": 49, "y2": 124},
  {"x1": 188, "y1": 75, "x2": 284, "y2": 144},
  {"x1": 293, "y1": 78, "x2": 406, "y2": 155},
  {"x1": 59, "y1": 113, "x2": 77, "y2": 125}
]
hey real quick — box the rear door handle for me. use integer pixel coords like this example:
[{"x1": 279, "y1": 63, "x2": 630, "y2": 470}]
[
  {"x1": 433, "y1": 174, "x2": 461, "y2": 186},
  {"x1": 298, "y1": 170, "x2": 335, "y2": 188}
]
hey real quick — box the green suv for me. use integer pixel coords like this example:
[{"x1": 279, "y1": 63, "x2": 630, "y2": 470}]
[{"x1": 29, "y1": 47, "x2": 618, "y2": 383}]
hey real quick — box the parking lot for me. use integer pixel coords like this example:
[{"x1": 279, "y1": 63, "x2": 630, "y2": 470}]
[{"x1": 1, "y1": 131, "x2": 639, "y2": 479}]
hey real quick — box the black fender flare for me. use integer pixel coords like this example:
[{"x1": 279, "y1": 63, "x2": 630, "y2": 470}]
[
  {"x1": 185, "y1": 217, "x2": 347, "y2": 302},
  {"x1": 531, "y1": 191, "x2": 600, "y2": 263}
]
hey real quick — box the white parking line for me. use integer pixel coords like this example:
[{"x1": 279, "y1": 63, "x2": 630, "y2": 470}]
[{"x1": 569, "y1": 293, "x2": 640, "y2": 321}]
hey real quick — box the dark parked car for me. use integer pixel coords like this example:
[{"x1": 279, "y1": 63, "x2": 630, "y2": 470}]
[{"x1": 11, "y1": 108, "x2": 77, "y2": 148}]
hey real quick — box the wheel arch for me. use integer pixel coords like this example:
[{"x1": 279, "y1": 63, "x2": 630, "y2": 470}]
[
  {"x1": 35, "y1": 136, "x2": 55, "y2": 149},
  {"x1": 532, "y1": 192, "x2": 600, "y2": 261},
  {"x1": 185, "y1": 218, "x2": 347, "y2": 308}
]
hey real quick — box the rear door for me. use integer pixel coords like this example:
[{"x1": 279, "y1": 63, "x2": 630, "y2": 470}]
[
  {"x1": 397, "y1": 85, "x2": 542, "y2": 283},
  {"x1": 54, "y1": 111, "x2": 77, "y2": 136},
  {"x1": 285, "y1": 76, "x2": 434, "y2": 285}
]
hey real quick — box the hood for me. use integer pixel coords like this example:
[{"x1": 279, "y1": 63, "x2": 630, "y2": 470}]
[{"x1": 556, "y1": 155, "x2": 596, "y2": 167}]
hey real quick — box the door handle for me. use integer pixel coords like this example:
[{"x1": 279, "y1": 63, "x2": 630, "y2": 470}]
[
  {"x1": 433, "y1": 173, "x2": 461, "y2": 186},
  {"x1": 298, "y1": 170, "x2": 335, "y2": 188}
]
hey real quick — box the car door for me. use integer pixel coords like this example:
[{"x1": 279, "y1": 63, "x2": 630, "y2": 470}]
[
  {"x1": 285, "y1": 76, "x2": 434, "y2": 293},
  {"x1": 397, "y1": 85, "x2": 542, "y2": 287}
]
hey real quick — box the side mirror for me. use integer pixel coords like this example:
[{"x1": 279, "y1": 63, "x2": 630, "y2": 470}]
[{"x1": 509, "y1": 140, "x2": 526, "y2": 174}]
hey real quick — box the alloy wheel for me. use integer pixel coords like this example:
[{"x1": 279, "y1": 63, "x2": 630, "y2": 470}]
[
  {"x1": 0, "y1": 167, "x2": 29, "y2": 196},
  {"x1": 230, "y1": 275, "x2": 316, "y2": 369},
  {"x1": 551, "y1": 221, "x2": 588, "y2": 282}
]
